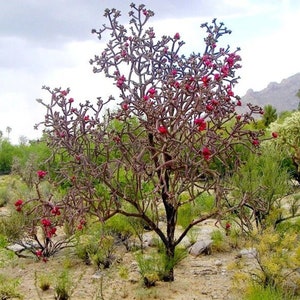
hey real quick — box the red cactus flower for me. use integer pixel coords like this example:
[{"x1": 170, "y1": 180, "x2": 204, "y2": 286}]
[
  {"x1": 147, "y1": 87, "x2": 156, "y2": 97},
  {"x1": 37, "y1": 170, "x2": 47, "y2": 179},
  {"x1": 198, "y1": 122, "x2": 207, "y2": 131},
  {"x1": 272, "y1": 132, "x2": 278, "y2": 138},
  {"x1": 50, "y1": 227, "x2": 57, "y2": 235},
  {"x1": 14, "y1": 199, "x2": 23, "y2": 207},
  {"x1": 194, "y1": 118, "x2": 206, "y2": 131},
  {"x1": 201, "y1": 75, "x2": 210, "y2": 87},
  {"x1": 173, "y1": 81, "x2": 180, "y2": 89},
  {"x1": 221, "y1": 65, "x2": 229, "y2": 77},
  {"x1": 36, "y1": 250, "x2": 43, "y2": 257},
  {"x1": 121, "y1": 103, "x2": 129, "y2": 110},
  {"x1": 202, "y1": 147, "x2": 211, "y2": 161},
  {"x1": 214, "y1": 73, "x2": 221, "y2": 81},
  {"x1": 252, "y1": 139, "x2": 260, "y2": 147},
  {"x1": 116, "y1": 75, "x2": 126, "y2": 88},
  {"x1": 60, "y1": 90, "x2": 68, "y2": 96},
  {"x1": 158, "y1": 125, "x2": 168, "y2": 134},
  {"x1": 41, "y1": 219, "x2": 51, "y2": 227},
  {"x1": 211, "y1": 99, "x2": 219, "y2": 106},
  {"x1": 171, "y1": 69, "x2": 177, "y2": 76},
  {"x1": 51, "y1": 206, "x2": 61, "y2": 216},
  {"x1": 174, "y1": 32, "x2": 180, "y2": 40},
  {"x1": 194, "y1": 118, "x2": 205, "y2": 125},
  {"x1": 227, "y1": 89, "x2": 234, "y2": 97},
  {"x1": 206, "y1": 104, "x2": 214, "y2": 111},
  {"x1": 80, "y1": 219, "x2": 87, "y2": 225}
]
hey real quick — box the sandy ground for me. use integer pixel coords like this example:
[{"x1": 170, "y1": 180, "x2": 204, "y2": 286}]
[{"x1": 0, "y1": 243, "x2": 247, "y2": 300}]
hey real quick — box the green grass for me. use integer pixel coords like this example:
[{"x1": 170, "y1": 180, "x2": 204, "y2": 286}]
[{"x1": 243, "y1": 285, "x2": 297, "y2": 300}]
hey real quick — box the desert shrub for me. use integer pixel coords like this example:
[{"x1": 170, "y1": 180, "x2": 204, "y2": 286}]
[
  {"x1": 234, "y1": 227, "x2": 300, "y2": 297},
  {"x1": 75, "y1": 223, "x2": 116, "y2": 268},
  {"x1": 136, "y1": 242, "x2": 187, "y2": 286},
  {"x1": 0, "y1": 175, "x2": 29, "y2": 208},
  {"x1": 39, "y1": 275, "x2": 51, "y2": 291},
  {"x1": 177, "y1": 192, "x2": 214, "y2": 228},
  {"x1": 230, "y1": 143, "x2": 291, "y2": 232},
  {"x1": 0, "y1": 234, "x2": 16, "y2": 268},
  {"x1": 135, "y1": 251, "x2": 163, "y2": 287},
  {"x1": 0, "y1": 211, "x2": 27, "y2": 242},
  {"x1": 0, "y1": 140, "x2": 17, "y2": 174},
  {"x1": 54, "y1": 270, "x2": 71, "y2": 300},
  {"x1": 242, "y1": 284, "x2": 297, "y2": 300},
  {"x1": 0, "y1": 187, "x2": 9, "y2": 207},
  {"x1": 90, "y1": 235, "x2": 115, "y2": 269},
  {"x1": 11, "y1": 141, "x2": 52, "y2": 188},
  {"x1": 1, "y1": 174, "x2": 76, "y2": 260},
  {"x1": 104, "y1": 213, "x2": 145, "y2": 250},
  {"x1": 0, "y1": 274, "x2": 23, "y2": 299},
  {"x1": 161, "y1": 246, "x2": 188, "y2": 280},
  {"x1": 227, "y1": 226, "x2": 244, "y2": 249},
  {"x1": 211, "y1": 230, "x2": 229, "y2": 252}
]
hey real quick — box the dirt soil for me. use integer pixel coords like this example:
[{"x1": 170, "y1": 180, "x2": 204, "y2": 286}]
[{"x1": 0, "y1": 238, "x2": 250, "y2": 300}]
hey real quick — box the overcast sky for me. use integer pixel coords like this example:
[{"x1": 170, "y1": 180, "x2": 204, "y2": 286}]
[{"x1": 1, "y1": 0, "x2": 300, "y2": 144}]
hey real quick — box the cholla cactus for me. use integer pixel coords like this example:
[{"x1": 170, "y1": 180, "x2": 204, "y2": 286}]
[{"x1": 36, "y1": 3, "x2": 265, "y2": 281}]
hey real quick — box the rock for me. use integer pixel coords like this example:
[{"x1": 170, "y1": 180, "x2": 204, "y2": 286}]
[
  {"x1": 7, "y1": 244, "x2": 27, "y2": 252},
  {"x1": 193, "y1": 268, "x2": 217, "y2": 276},
  {"x1": 236, "y1": 248, "x2": 257, "y2": 258},
  {"x1": 142, "y1": 232, "x2": 156, "y2": 248},
  {"x1": 214, "y1": 259, "x2": 223, "y2": 267},
  {"x1": 181, "y1": 236, "x2": 193, "y2": 248},
  {"x1": 0, "y1": 207, "x2": 10, "y2": 217},
  {"x1": 199, "y1": 226, "x2": 215, "y2": 237},
  {"x1": 188, "y1": 239, "x2": 212, "y2": 256},
  {"x1": 128, "y1": 271, "x2": 140, "y2": 284},
  {"x1": 91, "y1": 270, "x2": 103, "y2": 279}
]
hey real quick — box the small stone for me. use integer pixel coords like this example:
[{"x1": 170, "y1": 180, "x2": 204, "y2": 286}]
[
  {"x1": 189, "y1": 239, "x2": 212, "y2": 256},
  {"x1": 215, "y1": 259, "x2": 223, "y2": 267},
  {"x1": 92, "y1": 270, "x2": 103, "y2": 279},
  {"x1": 237, "y1": 248, "x2": 257, "y2": 258}
]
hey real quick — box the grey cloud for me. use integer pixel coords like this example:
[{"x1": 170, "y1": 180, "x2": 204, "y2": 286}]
[
  {"x1": 0, "y1": 1, "x2": 217, "y2": 46},
  {"x1": 0, "y1": 0, "x2": 218, "y2": 75},
  {"x1": 0, "y1": 0, "x2": 101, "y2": 45}
]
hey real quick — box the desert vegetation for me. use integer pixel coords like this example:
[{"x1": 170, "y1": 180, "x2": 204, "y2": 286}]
[{"x1": 0, "y1": 3, "x2": 300, "y2": 299}]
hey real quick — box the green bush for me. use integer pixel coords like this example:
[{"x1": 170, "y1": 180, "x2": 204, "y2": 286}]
[
  {"x1": 243, "y1": 284, "x2": 297, "y2": 300},
  {"x1": 0, "y1": 234, "x2": 16, "y2": 268},
  {"x1": 135, "y1": 251, "x2": 163, "y2": 287},
  {"x1": 54, "y1": 270, "x2": 71, "y2": 300},
  {"x1": 211, "y1": 230, "x2": 229, "y2": 252},
  {"x1": 136, "y1": 242, "x2": 187, "y2": 287},
  {"x1": 177, "y1": 192, "x2": 214, "y2": 228},
  {"x1": 0, "y1": 211, "x2": 27, "y2": 242},
  {"x1": 0, "y1": 187, "x2": 9, "y2": 207},
  {"x1": 75, "y1": 223, "x2": 116, "y2": 268},
  {"x1": 230, "y1": 143, "x2": 291, "y2": 231},
  {"x1": 234, "y1": 227, "x2": 300, "y2": 297},
  {"x1": 0, "y1": 274, "x2": 23, "y2": 299}
]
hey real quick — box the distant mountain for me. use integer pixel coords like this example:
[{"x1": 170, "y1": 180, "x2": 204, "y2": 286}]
[{"x1": 241, "y1": 73, "x2": 300, "y2": 113}]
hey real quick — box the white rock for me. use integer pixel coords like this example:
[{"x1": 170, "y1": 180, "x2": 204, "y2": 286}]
[{"x1": 188, "y1": 239, "x2": 212, "y2": 256}]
